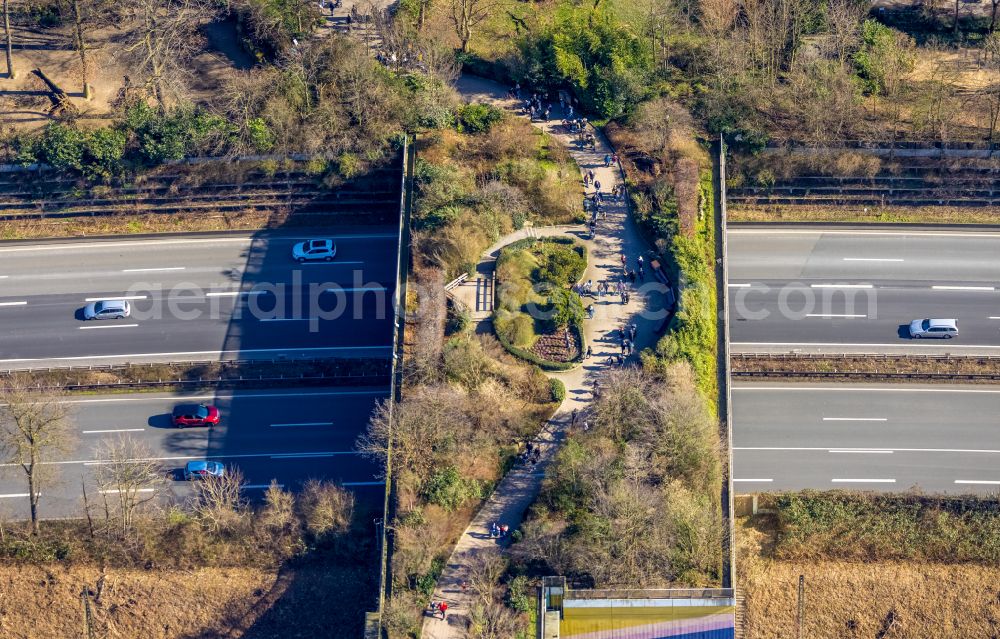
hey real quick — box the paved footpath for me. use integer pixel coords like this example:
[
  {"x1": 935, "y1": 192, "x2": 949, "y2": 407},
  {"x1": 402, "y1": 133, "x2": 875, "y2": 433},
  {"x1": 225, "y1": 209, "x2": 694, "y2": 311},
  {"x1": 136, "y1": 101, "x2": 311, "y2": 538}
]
[{"x1": 421, "y1": 76, "x2": 670, "y2": 638}]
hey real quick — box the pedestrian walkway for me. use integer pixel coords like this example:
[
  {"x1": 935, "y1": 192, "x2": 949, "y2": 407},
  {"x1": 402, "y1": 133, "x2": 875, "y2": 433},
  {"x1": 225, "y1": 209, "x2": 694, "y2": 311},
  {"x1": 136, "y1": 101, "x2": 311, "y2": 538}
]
[{"x1": 420, "y1": 76, "x2": 671, "y2": 639}]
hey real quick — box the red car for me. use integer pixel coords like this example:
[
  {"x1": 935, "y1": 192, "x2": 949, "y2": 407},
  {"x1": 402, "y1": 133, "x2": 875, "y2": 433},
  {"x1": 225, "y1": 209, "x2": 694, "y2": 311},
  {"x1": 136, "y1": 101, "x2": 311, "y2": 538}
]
[{"x1": 172, "y1": 404, "x2": 220, "y2": 428}]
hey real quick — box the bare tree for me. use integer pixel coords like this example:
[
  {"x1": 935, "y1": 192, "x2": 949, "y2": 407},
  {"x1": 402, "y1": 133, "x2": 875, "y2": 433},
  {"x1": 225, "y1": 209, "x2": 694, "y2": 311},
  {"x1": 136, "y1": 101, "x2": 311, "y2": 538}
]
[
  {"x1": 94, "y1": 435, "x2": 165, "y2": 539},
  {"x1": 450, "y1": 0, "x2": 493, "y2": 53},
  {"x1": 192, "y1": 466, "x2": 248, "y2": 533},
  {"x1": 2, "y1": 0, "x2": 14, "y2": 80},
  {"x1": 825, "y1": 0, "x2": 865, "y2": 64},
  {"x1": 979, "y1": 33, "x2": 1000, "y2": 144},
  {"x1": 0, "y1": 379, "x2": 74, "y2": 535},
  {"x1": 990, "y1": 0, "x2": 999, "y2": 32},
  {"x1": 120, "y1": 0, "x2": 217, "y2": 109},
  {"x1": 72, "y1": 0, "x2": 91, "y2": 99}
]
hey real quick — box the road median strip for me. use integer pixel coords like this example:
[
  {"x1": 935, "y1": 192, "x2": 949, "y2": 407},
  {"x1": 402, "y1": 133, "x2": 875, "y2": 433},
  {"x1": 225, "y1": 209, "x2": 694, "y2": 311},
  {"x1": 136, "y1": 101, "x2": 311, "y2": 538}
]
[{"x1": 733, "y1": 353, "x2": 1000, "y2": 382}]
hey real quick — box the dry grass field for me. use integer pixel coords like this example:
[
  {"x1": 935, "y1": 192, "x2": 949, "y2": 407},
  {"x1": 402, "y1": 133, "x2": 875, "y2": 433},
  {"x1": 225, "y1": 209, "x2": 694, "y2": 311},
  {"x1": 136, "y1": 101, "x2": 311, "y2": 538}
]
[{"x1": 737, "y1": 517, "x2": 1000, "y2": 639}]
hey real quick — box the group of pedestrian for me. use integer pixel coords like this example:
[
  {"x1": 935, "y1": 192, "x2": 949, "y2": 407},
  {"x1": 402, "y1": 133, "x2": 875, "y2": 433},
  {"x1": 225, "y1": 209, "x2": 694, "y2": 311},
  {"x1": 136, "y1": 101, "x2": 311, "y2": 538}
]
[
  {"x1": 429, "y1": 601, "x2": 448, "y2": 620},
  {"x1": 602, "y1": 153, "x2": 620, "y2": 167},
  {"x1": 522, "y1": 93, "x2": 551, "y2": 121},
  {"x1": 490, "y1": 521, "x2": 511, "y2": 538},
  {"x1": 519, "y1": 440, "x2": 542, "y2": 466}
]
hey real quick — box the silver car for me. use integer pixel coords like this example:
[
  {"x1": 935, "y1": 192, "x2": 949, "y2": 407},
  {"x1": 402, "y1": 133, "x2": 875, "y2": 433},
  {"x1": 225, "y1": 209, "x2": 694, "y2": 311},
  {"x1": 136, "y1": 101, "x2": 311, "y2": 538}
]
[
  {"x1": 83, "y1": 299, "x2": 131, "y2": 320},
  {"x1": 292, "y1": 239, "x2": 337, "y2": 263},
  {"x1": 908, "y1": 318, "x2": 958, "y2": 339}
]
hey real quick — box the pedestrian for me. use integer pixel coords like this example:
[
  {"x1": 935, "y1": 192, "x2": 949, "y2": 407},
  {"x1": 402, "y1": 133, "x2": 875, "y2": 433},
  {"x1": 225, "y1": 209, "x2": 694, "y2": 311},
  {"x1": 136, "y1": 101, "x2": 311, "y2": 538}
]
[
  {"x1": 625, "y1": 291, "x2": 630, "y2": 304},
  {"x1": 587, "y1": 305, "x2": 595, "y2": 319},
  {"x1": 603, "y1": 153, "x2": 611, "y2": 167},
  {"x1": 630, "y1": 323, "x2": 637, "y2": 341},
  {"x1": 586, "y1": 345, "x2": 593, "y2": 359},
  {"x1": 500, "y1": 524, "x2": 509, "y2": 538},
  {"x1": 594, "y1": 180, "x2": 601, "y2": 192},
  {"x1": 606, "y1": 355, "x2": 615, "y2": 366},
  {"x1": 620, "y1": 342, "x2": 626, "y2": 355},
  {"x1": 568, "y1": 105, "x2": 574, "y2": 118},
  {"x1": 638, "y1": 265, "x2": 644, "y2": 280},
  {"x1": 629, "y1": 270, "x2": 636, "y2": 284},
  {"x1": 439, "y1": 601, "x2": 448, "y2": 620},
  {"x1": 572, "y1": 408, "x2": 579, "y2": 425},
  {"x1": 587, "y1": 170, "x2": 595, "y2": 183},
  {"x1": 637, "y1": 255, "x2": 644, "y2": 268},
  {"x1": 619, "y1": 326, "x2": 625, "y2": 340}
]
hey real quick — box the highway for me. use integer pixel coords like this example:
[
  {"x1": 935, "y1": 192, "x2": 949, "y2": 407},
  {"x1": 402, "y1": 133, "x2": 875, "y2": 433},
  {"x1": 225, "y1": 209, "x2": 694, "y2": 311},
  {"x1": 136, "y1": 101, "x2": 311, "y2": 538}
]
[
  {"x1": 727, "y1": 226, "x2": 1000, "y2": 354},
  {"x1": 732, "y1": 383, "x2": 1000, "y2": 493},
  {"x1": 0, "y1": 388, "x2": 387, "y2": 519},
  {"x1": 0, "y1": 230, "x2": 398, "y2": 368}
]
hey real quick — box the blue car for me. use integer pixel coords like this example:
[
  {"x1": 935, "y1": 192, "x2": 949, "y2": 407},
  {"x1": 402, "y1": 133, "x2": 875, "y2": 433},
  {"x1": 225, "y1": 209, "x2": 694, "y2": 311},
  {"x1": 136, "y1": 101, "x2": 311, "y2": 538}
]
[{"x1": 183, "y1": 460, "x2": 225, "y2": 481}]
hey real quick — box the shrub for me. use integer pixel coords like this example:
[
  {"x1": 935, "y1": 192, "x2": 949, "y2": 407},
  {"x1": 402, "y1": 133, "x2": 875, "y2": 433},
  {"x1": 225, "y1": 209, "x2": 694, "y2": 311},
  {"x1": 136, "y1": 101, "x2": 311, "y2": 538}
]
[
  {"x1": 538, "y1": 288, "x2": 584, "y2": 333},
  {"x1": 337, "y1": 152, "x2": 361, "y2": 179},
  {"x1": 549, "y1": 378, "x2": 566, "y2": 403},
  {"x1": 422, "y1": 466, "x2": 485, "y2": 511},
  {"x1": 35, "y1": 123, "x2": 86, "y2": 171},
  {"x1": 299, "y1": 480, "x2": 354, "y2": 540},
  {"x1": 533, "y1": 242, "x2": 586, "y2": 286},
  {"x1": 457, "y1": 103, "x2": 505, "y2": 134}
]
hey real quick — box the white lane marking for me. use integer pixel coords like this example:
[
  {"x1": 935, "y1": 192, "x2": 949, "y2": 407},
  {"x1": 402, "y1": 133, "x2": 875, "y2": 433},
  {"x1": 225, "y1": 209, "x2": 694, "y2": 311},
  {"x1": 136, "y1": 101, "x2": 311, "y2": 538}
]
[
  {"x1": 54, "y1": 390, "x2": 386, "y2": 405},
  {"x1": 735, "y1": 386, "x2": 1000, "y2": 393},
  {"x1": 831, "y1": 478, "x2": 895, "y2": 483},
  {"x1": 733, "y1": 478, "x2": 773, "y2": 482},
  {"x1": 727, "y1": 283, "x2": 751, "y2": 288},
  {"x1": 828, "y1": 450, "x2": 893, "y2": 454},
  {"x1": 85, "y1": 295, "x2": 148, "y2": 302},
  {"x1": 51, "y1": 450, "x2": 359, "y2": 468},
  {"x1": 955, "y1": 480, "x2": 1000, "y2": 485},
  {"x1": 0, "y1": 234, "x2": 396, "y2": 255},
  {"x1": 731, "y1": 342, "x2": 1000, "y2": 349},
  {"x1": 341, "y1": 481, "x2": 386, "y2": 486},
  {"x1": 79, "y1": 324, "x2": 139, "y2": 330},
  {"x1": 0, "y1": 238, "x2": 254, "y2": 253},
  {"x1": 270, "y1": 453, "x2": 336, "y2": 459},
  {"x1": 324, "y1": 286, "x2": 387, "y2": 292},
  {"x1": 729, "y1": 229, "x2": 1000, "y2": 238},
  {"x1": 0, "y1": 301, "x2": 27, "y2": 306},
  {"x1": 842, "y1": 258, "x2": 904, "y2": 262},
  {"x1": 0, "y1": 345, "x2": 392, "y2": 364},
  {"x1": 823, "y1": 417, "x2": 887, "y2": 422},
  {"x1": 809, "y1": 284, "x2": 873, "y2": 289},
  {"x1": 205, "y1": 291, "x2": 267, "y2": 297},
  {"x1": 82, "y1": 428, "x2": 146, "y2": 434},
  {"x1": 244, "y1": 484, "x2": 284, "y2": 490},
  {"x1": 737, "y1": 446, "x2": 1000, "y2": 453},
  {"x1": 931, "y1": 285, "x2": 995, "y2": 291},
  {"x1": 298, "y1": 261, "x2": 364, "y2": 266},
  {"x1": 270, "y1": 422, "x2": 334, "y2": 428},
  {"x1": 0, "y1": 493, "x2": 32, "y2": 498},
  {"x1": 989, "y1": 317, "x2": 1000, "y2": 320},
  {"x1": 122, "y1": 267, "x2": 186, "y2": 273},
  {"x1": 100, "y1": 488, "x2": 155, "y2": 494},
  {"x1": 0, "y1": 276, "x2": 8, "y2": 279},
  {"x1": 805, "y1": 314, "x2": 867, "y2": 318}
]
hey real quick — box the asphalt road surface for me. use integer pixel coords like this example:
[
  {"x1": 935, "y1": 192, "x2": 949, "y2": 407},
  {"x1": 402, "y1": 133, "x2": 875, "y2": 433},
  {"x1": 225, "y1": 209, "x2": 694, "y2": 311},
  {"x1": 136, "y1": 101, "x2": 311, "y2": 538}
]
[
  {"x1": 0, "y1": 388, "x2": 387, "y2": 519},
  {"x1": 0, "y1": 230, "x2": 398, "y2": 368},
  {"x1": 733, "y1": 383, "x2": 1000, "y2": 493},
  {"x1": 728, "y1": 226, "x2": 1000, "y2": 354}
]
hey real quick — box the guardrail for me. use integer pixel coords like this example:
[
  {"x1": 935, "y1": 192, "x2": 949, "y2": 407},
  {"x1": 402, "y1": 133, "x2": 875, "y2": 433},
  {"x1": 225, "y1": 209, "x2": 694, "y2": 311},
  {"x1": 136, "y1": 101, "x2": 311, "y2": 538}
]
[
  {"x1": 733, "y1": 353, "x2": 1000, "y2": 361},
  {"x1": 568, "y1": 588, "x2": 736, "y2": 600},
  {"x1": 444, "y1": 272, "x2": 469, "y2": 291},
  {"x1": 733, "y1": 370, "x2": 1000, "y2": 381},
  {"x1": 0, "y1": 357, "x2": 392, "y2": 376}
]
